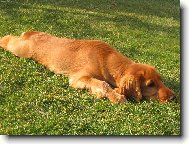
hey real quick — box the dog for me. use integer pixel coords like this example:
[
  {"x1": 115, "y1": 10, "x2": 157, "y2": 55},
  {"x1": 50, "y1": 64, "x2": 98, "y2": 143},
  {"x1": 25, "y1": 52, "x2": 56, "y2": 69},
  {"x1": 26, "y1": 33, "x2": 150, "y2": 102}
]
[{"x1": 0, "y1": 31, "x2": 176, "y2": 103}]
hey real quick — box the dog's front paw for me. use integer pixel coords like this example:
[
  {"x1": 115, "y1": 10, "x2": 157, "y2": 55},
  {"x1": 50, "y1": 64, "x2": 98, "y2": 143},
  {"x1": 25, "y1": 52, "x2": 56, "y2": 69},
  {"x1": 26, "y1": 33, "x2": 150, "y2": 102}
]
[
  {"x1": 107, "y1": 90, "x2": 127, "y2": 104},
  {"x1": 117, "y1": 94, "x2": 127, "y2": 103}
]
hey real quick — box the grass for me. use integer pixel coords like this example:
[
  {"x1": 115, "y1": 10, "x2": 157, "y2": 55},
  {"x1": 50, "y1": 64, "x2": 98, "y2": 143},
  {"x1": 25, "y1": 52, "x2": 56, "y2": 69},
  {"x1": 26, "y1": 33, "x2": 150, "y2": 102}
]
[{"x1": 0, "y1": 0, "x2": 180, "y2": 135}]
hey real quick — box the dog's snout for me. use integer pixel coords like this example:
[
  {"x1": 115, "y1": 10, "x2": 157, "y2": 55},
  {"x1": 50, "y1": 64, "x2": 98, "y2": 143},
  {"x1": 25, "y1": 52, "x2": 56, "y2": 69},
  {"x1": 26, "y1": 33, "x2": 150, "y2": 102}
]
[{"x1": 170, "y1": 95, "x2": 176, "y2": 100}]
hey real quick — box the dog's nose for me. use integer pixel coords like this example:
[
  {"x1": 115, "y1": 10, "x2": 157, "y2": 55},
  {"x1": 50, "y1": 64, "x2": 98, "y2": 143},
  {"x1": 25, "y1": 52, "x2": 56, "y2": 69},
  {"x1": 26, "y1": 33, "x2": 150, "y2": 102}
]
[{"x1": 170, "y1": 95, "x2": 176, "y2": 100}]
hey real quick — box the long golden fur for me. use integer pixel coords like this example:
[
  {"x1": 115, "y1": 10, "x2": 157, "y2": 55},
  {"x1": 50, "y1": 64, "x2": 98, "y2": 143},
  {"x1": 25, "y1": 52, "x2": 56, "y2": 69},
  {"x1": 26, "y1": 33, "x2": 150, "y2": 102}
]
[{"x1": 0, "y1": 31, "x2": 175, "y2": 103}]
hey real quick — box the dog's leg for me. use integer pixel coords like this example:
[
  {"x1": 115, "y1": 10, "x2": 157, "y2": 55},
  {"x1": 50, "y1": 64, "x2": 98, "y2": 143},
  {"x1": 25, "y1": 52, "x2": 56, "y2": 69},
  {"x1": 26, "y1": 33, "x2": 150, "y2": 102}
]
[
  {"x1": 0, "y1": 35, "x2": 32, "y2": 58},
  {"x1": 69, "y1": 76, "x2": 126, "y2": 103}
]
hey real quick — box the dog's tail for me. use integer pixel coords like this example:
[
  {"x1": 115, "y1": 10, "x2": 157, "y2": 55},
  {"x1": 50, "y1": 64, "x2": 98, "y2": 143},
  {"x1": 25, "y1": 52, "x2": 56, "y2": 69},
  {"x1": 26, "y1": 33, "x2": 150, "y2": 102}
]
[
  {"x1": 0, "y1": 34, "x2": 33, "y2": 58},
  {"x1": 0, "y1": 35, "x2": 12, "y2": 49}
]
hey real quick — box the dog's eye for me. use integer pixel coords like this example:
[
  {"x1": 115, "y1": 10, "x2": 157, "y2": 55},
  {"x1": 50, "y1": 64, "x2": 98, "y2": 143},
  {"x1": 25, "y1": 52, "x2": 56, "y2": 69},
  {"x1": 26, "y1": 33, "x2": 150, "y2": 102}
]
[{"x1": 146, "y1": 80, "x2": 155, "y2": 87}]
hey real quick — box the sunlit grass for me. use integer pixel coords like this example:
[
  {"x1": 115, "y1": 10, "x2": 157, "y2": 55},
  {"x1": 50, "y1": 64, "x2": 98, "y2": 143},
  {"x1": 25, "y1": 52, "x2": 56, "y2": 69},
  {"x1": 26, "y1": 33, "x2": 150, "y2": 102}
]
[{"x1": 0, "y1": 0, "x2": 180, "y2": 135}]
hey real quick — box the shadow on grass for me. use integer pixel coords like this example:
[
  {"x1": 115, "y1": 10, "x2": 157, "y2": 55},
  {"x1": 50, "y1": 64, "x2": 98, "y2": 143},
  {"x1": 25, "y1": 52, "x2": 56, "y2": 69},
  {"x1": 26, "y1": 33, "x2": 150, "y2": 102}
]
[
  {"x1": 0, "y1": 0, "x2": 179, "y2": 36},
  {"x1": 20, "y1": 0, "x2": 180, "y2": 20}
]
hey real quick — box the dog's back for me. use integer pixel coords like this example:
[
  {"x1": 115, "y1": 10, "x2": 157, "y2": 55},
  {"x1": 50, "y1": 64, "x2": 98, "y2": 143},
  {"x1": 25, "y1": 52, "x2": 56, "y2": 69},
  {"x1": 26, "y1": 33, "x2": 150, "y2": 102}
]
[{"x1": 0, "y1": 32, "x2": 132, "y2": 83}]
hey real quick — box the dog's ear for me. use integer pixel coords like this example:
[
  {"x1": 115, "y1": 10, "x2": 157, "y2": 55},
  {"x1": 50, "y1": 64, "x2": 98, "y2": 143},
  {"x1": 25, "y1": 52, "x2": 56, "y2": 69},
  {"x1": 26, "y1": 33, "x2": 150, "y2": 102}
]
[{"x1": 116, "y1": 71, "x2": 144, "y2": 102}]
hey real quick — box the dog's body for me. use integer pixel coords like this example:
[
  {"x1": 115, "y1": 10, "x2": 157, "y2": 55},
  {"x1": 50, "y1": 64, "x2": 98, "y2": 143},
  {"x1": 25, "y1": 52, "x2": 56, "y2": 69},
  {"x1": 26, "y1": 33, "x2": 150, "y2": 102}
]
[{"x1": 0, "y1": 31, "x2": 175, "y2": 103}]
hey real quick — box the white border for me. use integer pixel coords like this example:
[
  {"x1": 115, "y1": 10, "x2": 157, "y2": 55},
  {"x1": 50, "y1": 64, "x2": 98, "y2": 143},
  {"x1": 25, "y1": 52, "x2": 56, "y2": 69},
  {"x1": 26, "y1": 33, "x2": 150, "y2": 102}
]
[
  {"x1": 1, "y1": 0, "x2": 187, "y2": 144},
  {"x1": 0, "y1": 136, "x2": 6, "y2": 144}
]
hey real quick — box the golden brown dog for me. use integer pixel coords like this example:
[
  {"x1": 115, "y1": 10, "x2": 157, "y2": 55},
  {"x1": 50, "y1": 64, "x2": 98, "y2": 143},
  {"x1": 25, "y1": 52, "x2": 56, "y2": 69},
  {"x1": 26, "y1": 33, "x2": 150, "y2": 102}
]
[{"x1": 0, "y1": 31, "x2": 175, "y2": 103}]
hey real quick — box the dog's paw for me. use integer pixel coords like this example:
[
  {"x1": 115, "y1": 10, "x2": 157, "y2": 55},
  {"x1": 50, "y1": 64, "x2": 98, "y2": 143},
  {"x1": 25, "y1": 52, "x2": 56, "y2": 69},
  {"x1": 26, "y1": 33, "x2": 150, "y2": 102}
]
[
  {"x1": 107, "y1": 90, "x2": 127, "y2": 104},
  {"x1": 117, "y1": 94, "x2": 127, "y2": 103}
]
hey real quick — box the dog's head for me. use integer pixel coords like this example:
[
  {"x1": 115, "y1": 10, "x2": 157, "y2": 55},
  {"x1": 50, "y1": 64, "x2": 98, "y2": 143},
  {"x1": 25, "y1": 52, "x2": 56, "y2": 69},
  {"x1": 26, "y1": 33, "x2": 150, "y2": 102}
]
[{"x1": 117, "y1": 63, "x2": 175, "y2": 102}]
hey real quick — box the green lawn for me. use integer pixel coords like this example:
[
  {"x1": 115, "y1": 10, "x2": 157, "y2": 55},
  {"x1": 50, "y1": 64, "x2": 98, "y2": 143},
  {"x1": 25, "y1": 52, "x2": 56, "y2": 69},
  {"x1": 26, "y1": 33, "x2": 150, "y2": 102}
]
[{"x1": 0, "y1": 0, "x2": 180, "y2": 135}]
